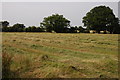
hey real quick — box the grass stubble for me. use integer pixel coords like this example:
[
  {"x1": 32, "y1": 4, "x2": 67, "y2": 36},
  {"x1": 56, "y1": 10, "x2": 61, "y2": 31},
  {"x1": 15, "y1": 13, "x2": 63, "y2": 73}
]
[{"x1": 2, "y1": 32, "x2": 118, "y2": 78}]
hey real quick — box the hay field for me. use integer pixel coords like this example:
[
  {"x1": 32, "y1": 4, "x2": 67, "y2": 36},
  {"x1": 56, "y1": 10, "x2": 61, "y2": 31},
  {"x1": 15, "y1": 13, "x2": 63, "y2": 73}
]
[{"x1": 2, "y1": 32, "x2": 118, "y2": 78}]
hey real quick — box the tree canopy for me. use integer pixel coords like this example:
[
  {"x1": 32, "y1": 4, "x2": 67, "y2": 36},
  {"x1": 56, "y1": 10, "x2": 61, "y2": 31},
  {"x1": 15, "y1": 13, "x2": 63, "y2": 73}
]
[
  {"x1": 11, "y1": 23, "x2": 25, "y2": 32},
  {"x1": 1, "y1": 6, "x2": 120, "y2": 34},
  {"x1": 25, "y1": 26, "x2": 43, "y2": 32},
  {"x1": 82, "y1": 6, "x2": 120, "y2": 34},
  {"x1": 40, "y1": 14, "x2": 70, "y2": 33},
  {"x1": 0, "y1": 21, "x2": 9, "y2": 32}
]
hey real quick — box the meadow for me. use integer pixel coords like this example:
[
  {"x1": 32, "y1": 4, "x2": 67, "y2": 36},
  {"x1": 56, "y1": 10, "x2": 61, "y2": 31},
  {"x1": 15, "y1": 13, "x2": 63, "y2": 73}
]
[{"x1": 2, "y1": 32, "x2": 118, "y2": 78}]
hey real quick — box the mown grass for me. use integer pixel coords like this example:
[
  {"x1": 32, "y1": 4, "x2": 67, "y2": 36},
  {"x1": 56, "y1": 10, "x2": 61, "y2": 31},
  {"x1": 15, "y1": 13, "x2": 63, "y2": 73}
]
[{"x1": 2, "y1": 32, "x2": 118, "y2": 78}]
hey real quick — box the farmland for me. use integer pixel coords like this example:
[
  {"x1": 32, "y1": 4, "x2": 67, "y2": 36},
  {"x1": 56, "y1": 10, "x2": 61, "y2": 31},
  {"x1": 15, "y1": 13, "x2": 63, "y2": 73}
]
[{"x1": 2, "y1": 32, "x2": 118, "y2": 78}]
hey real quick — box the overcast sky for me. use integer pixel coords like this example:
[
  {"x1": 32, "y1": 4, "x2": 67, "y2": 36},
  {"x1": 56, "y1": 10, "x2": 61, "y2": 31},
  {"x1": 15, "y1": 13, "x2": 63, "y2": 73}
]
[{"x1": 2, "y1": 2, "x2": 119, "y2": 27}]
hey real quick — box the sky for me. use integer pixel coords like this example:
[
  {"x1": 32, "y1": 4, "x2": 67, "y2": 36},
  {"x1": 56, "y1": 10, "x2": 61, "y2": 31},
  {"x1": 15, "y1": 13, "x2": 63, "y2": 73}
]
[{"x1": 1, "y1": 2, "x2": 119, "y2": 27}]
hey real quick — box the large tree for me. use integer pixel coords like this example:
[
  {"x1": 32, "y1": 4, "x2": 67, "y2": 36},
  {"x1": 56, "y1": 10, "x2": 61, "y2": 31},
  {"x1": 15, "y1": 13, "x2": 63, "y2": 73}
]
[
  {"x1": 40, "y1": 14, "x2": 70, "y2": 33},
  {"x1": 82, "y1": 6, "x2": 120, "y2": 33}
]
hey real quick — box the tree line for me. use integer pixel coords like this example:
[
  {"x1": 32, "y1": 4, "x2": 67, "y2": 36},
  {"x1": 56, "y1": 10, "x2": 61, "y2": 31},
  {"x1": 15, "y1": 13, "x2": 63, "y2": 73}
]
[
  {"x1": 0, "y1": 21, "x2": 86, "y2": 33},
  {"x1": 0, "y1": 5, "x2": 120, "y2": 34}
]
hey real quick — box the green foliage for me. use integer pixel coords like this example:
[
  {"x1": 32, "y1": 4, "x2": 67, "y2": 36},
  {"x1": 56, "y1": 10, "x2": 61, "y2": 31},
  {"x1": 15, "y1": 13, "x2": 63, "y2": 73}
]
[
  {"x1": 0, "y1": 21, "x2": 9, "y2": 32},
  {"x1": 2, "y1": 23, "x2": 26, "y2": 32},
  {"x1": 1, "y1": 21, "x2": 9, "y2": 27},
  {"x1": 12, "y1": 23, "x2": 25, "y2": 32},
  {"x1": 1, "y1": 6, "x2": 120, "y2": 34},
  {"x1": 82, "y1": 6, "x2": 120, "y2": 33},
  {"x1": 1, "y1": 22, "x2": 44, "y2": 32},
  {"x1": 78, "y1": 26, "x2": 85, "y2": 33},
  {"x1": 25, "y1": 26, "x2": 43, "y2": 32},
  {"x1": 40, "y1": 14, "x2": 70, "y2": 33},
  {"x1": 68, "y1": 27, "x2": 77, "y2": 33}
]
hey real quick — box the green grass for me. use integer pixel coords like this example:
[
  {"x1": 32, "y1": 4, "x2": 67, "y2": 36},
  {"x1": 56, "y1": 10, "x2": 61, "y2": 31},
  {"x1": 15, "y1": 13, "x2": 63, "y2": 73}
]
[{"x1": 2, "y1": 32, "x2": 118, "y2": 78}]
